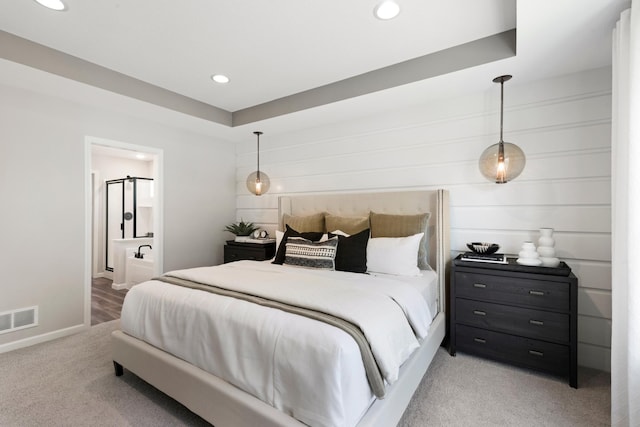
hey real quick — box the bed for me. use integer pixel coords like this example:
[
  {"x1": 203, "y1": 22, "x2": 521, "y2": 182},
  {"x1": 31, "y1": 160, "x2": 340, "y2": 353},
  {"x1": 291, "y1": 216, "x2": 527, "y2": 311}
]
[{"x1": 111, "y1": 189, "x2": 450, "y2": 427}]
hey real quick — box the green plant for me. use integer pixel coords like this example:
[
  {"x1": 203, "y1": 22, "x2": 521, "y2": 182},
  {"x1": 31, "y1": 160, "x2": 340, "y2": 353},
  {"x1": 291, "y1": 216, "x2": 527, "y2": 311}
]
[{"x1": 224, "y1": 219, "x2": 258, "y2": 236}]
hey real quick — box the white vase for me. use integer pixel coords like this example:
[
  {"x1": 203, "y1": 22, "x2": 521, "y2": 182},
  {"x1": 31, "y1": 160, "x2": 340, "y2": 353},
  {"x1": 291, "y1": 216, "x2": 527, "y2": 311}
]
[
  {"x1": 537, "y1": 228, "x2": 560, "y2": 267},
  {"x1": 539, "y1": 228, "x2": 554, "y2": 237},
  {"x1": 540, "y1": 257, "x2": 560, "y2": 267},
  {"x1": 537, "y1": 246, "x2": 556, "y2": 257},
  {"x1": 517, "y1": 241, "x2": 542, "y2": 266}
]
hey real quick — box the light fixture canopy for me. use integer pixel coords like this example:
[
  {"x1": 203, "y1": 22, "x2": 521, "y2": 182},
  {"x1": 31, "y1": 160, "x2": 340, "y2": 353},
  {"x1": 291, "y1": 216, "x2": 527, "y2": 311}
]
[
  {"x1": 374, "y1": 1, "x2": 400, "y2": 20},
  {"x1": 478, "y1": 75, "x2": 525, "y2": 184},
  {"x1": 246, "y1": 131, "x2": 270, "y2": 196},
  {"x1": 34, "y1": 0, "x2": 66, "y2": 10},
  {"x1": 211, "y1": 74, "x2": 230, "y2": 84}
]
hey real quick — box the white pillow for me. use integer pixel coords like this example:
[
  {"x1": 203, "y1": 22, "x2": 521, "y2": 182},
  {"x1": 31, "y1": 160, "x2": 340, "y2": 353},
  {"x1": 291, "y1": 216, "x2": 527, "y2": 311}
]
[
  {"x1": 366, "y1": 233, "x2": 424, "y2": 276},
  {"x1": 330, "y1": 229, "x2": 350, "y2": 237}
]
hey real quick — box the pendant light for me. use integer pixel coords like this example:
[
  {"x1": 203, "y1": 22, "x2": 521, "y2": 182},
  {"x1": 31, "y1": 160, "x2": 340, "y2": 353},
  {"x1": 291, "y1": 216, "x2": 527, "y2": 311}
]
[
  {"x1": 478, "y1": 75, "x2": 526, "y2": 184},
  {"x1": 246, "y1": 131, "x2": 270, "y2": 196}
]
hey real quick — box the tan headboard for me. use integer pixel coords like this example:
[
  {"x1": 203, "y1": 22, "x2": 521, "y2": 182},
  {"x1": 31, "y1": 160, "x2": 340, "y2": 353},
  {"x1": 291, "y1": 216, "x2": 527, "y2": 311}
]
[{"x1": 278, "y1": 190, "x2": 450, "y2": 312}]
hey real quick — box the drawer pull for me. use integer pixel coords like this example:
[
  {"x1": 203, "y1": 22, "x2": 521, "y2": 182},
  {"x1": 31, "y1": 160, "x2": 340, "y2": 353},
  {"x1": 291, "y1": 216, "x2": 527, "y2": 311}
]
[
  {"x1": 529, "y1": 350, "x2": 544, "y2": 357},
  {"x1": 529, "y1": 319, "x2": 544, "y2": 326},
  {"x1": 529, "y1": 290, "x2": 545, "y2": 296},
  {"x1": 473, "y1": 310, "x2": 487, "y2": 316},
  {"x1": 473, "y1": 283, "x2": 487, "y2": 289},
  {"x1": 473, "y1": 337, "x2": 486, "y2": 344}
]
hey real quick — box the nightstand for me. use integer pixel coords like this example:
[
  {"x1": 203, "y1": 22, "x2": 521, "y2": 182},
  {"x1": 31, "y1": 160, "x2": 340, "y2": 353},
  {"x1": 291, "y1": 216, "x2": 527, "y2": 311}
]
[
  {"x1": 224, "y1": 240, "x2": 276, "y2": 263},
  {"x1": 449, "y1": 255, "x2": 578, "y2": 388}
]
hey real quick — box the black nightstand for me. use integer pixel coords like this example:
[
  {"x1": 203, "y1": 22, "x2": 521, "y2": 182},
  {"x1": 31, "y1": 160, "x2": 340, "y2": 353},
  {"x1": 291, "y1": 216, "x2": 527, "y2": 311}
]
[
  {"x1": 449, "y1": 255, "x2": 578, "y2": 388},
  {"x1": 224, "y1": 240, "x2": 276, "y2": 263}
]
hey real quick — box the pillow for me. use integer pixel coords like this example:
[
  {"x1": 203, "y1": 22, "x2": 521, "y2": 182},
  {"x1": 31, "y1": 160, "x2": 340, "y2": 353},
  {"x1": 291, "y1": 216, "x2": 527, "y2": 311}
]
[
  {"x1": 272, "y1": 225, "x2": 325, "y2": 265},
  {"x1": 284, "y1": 236, "x2": 338, "y2": 270},
  {"x1": 366, "y1": 233, "x2": 424, "y2": 276},
  {"x1": 370, "y1": 212, "x2": 431, "y2": 270},
  {"x1": 328, "y1": 228, "x2": 370, "y2": 273},
  {"x1": 275, "y1": 230, "x2": 285, "y2": 257},
  {"x1": 277, "y1": 229, "x2": 329, "y2": 251},
  {"x1": 325, "y1": 214, "x2": 370, "y2": 235},
  {"x1": 282, "y1": 212, "x2": 325, "y2": 233}
]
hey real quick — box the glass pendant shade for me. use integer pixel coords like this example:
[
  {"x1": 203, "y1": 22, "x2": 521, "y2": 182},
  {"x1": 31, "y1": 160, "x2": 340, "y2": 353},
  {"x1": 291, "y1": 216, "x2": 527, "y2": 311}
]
[
  {"x1": 246, "y1": 170, "x2": 270, "y2": 196},
  {"x1": 479, "y1": 75, "x2": 526, "y2": 184},
  {"x1": 246, "y1": 131, "x2": 270, "y2": 196},
  {"x1": 479, "y1": 141, "x2": 526, "y2": 184}
]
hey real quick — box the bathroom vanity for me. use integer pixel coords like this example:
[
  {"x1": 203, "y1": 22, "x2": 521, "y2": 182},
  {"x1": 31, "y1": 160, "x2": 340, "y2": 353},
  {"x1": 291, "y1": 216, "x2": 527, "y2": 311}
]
[{"x1": 111, "y1": 238, "x2": 153, "y2": 289}]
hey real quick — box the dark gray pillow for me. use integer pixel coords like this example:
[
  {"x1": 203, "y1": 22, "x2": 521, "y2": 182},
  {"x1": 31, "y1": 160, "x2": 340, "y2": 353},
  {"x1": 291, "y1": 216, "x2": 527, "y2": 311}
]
[{"x1": 329, "y1": 229, "x2": 370, "y2": 273}]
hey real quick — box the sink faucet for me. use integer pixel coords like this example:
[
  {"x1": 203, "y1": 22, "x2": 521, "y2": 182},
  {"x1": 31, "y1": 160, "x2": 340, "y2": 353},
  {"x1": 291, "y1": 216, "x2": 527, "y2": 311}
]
[{"x1": 135, "y1": 245, "x2": 152, "y2": 259}]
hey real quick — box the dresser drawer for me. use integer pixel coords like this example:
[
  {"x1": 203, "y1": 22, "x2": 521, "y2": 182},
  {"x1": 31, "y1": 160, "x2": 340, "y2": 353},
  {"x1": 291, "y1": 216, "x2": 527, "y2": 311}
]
[
  {"x1": 224, "y1": 243, "x2": 276, "y2": 263},
  {"x1": 456, "y1": 298, "x2": 569, "y2": 342},
  {"x1": 224, "y1": 248, "x2": 261, "y2": 262},
  {"x1": 455, "y1": 271, "x2": 569, "y2": 311},
  {"x1": 456, "y1": 324, "x2": 569, "y2": 376}
]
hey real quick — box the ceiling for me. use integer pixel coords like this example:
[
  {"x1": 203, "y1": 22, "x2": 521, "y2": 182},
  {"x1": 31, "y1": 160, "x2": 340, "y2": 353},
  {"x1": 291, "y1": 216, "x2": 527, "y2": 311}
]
[{"x1": 0, "y1": 0, "x2": 630, "y2": 141}]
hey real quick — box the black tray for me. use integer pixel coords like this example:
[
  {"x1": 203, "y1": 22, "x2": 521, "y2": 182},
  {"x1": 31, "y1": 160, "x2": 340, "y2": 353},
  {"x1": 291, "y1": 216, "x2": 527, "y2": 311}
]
[{"x1": 454, "y1": 255, "x2": 572, "y2": 276}]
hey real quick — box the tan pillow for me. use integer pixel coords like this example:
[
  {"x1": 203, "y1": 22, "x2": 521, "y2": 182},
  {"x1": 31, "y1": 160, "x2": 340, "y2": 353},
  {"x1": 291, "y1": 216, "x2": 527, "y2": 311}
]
[
  {"x1": 282, "y1": 212, "x2": 325, "y2": 233},
  {"x1": 369, "y1": 212, "x2": 431, "y2": 270},
  {"x1": 325, "y1": 214, "x2": 370, "y2": 235}
]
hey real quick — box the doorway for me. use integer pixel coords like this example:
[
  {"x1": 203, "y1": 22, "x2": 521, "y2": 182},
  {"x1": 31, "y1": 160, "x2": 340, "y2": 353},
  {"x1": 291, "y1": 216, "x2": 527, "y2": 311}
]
[{"x1": 85, "y1": 137, "x2": 163, "y2": 326}]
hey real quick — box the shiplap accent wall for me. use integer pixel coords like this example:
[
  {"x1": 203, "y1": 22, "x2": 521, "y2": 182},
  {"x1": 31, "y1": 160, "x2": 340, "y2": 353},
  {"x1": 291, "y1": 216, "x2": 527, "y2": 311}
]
[{"x1": 234, "y1": 67, "x2": 612, "y2": 372}]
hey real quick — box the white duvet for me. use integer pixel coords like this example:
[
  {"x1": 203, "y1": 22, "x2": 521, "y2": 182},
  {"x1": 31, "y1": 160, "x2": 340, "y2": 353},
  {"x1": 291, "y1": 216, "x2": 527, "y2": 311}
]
[{"x1": 120, "y1": 261, "x2": 436, "y2": 427}]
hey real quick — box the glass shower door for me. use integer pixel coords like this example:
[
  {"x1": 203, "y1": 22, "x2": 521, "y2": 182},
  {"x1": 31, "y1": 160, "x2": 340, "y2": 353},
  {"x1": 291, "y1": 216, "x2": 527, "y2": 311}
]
[
  {"x1": 105, "y1": 177, "x2": 154, "y2": 271},
  {"x1": 106, "y1": 180, "x2": 124, "y2": 271}
]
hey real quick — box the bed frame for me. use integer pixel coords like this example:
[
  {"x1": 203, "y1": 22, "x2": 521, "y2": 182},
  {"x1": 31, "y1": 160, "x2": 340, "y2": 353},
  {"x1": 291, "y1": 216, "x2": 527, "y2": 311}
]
[{"x1": 112, "y1": 189, "x2": 450, "y2": 427}]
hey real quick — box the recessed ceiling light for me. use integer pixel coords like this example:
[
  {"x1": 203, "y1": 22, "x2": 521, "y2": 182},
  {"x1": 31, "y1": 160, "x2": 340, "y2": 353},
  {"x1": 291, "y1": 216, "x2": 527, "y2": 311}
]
[
  {"x1": 211, "y1": 74, "x2": 230, "y2": 84},
  {"x1": 374, "y1": 1, "x2": 400, "y2": 20},
  {"x1": 34, "y1": 0, "x2": 66, "y2": 11}
]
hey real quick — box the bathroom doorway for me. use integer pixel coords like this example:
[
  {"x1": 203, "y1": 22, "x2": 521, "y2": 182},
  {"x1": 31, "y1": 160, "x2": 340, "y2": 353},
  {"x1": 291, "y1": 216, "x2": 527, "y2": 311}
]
[{"x1": 85, "y1": 137, "x2": 163, "y2": 326}]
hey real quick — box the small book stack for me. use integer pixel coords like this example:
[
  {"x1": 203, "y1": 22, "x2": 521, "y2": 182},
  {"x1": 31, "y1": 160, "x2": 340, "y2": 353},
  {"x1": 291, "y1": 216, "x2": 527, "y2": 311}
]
[
  {"x1": 460, "y1": 252, "x2": 507, "y2": 264},
  {"x1": 244, "y1": 238, "x2": 276, "y2": 244}
]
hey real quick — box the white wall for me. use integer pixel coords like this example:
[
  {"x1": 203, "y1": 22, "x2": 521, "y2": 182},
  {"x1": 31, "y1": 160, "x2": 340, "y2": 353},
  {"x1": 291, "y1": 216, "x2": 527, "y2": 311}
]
[
  {"x1": 0, "y1": 78, "x2": 236, "y2": 349},
  {"x1": 234, "y1": 67, "x2": 612, "y2": 372}
]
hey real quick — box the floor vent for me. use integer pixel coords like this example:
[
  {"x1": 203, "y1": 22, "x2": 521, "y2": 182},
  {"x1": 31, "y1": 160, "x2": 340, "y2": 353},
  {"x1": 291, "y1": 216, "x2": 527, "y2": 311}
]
[{"x1": 0, "y1": 306, "x2": 38, "y2": 335}]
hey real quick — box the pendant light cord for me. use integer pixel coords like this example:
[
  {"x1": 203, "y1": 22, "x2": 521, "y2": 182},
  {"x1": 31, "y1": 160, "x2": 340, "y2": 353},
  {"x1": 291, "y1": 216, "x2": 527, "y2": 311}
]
[
  {"x1": 499, "y1": 79, "x2": 504, "y2": 143},
  {"x1": 254, "y1": 131, "x2": 262, "y2": 180},
  {"x1": 493, "y1": 75, "x2": 511, "y2": 144}
]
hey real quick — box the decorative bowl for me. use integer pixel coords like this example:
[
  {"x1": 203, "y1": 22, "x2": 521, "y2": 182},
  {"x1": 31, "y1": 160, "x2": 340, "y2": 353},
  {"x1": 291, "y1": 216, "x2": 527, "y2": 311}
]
[{"x1": 466, "y1": 242, "x2": 500, "y2": 255}]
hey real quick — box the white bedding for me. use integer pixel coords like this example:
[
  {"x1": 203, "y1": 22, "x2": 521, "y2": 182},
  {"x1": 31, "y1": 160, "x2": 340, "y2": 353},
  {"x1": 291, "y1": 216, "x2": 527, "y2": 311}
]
[{"x1": 120, "y1": 261, "x2": 437, "y2": 427}]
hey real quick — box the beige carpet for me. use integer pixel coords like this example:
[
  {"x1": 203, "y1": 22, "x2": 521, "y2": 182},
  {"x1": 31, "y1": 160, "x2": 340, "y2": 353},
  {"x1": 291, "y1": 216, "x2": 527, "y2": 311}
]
[{"x1": 0, "y1": 320, "x2": 610, "y2": 426}]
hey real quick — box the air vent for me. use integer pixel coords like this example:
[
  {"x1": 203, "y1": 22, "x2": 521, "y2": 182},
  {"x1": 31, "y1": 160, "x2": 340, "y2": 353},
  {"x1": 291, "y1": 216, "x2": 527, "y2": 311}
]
[{"x1": 0, "y1": 306, "x2": 38, "y2": 334}]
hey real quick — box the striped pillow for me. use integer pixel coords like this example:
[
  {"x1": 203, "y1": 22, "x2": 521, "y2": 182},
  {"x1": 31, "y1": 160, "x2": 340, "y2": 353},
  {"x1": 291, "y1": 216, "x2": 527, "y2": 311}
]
[{"x1": 284, "y1": 236, "x2": 338, "y2": 270}]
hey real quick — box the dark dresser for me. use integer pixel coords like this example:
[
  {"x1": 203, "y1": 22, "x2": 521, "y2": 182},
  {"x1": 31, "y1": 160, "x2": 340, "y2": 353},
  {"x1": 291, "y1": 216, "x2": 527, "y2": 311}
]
[
  {"x1": 224, "y1": 240, "x2": 276, "y2": 263},
  {"x1": 449, "y1": 255, "x2": 578, "y2": 388}
]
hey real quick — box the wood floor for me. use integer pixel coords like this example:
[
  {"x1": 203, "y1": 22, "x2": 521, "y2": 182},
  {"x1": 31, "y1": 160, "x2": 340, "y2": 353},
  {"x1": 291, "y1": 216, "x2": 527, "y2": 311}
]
[{"x1": 92, "y1": 277, "x2": 128, "y2": 326}]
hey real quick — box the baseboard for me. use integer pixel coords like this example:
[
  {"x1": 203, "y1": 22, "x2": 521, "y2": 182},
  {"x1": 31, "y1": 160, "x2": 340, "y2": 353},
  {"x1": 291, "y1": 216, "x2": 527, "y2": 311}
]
[
  {"x1": 112, "y1": 282, "x2": 130, "y2": 290},
  {"x1": 0, "y1": 323, "x2": 87, "y2": 354}
]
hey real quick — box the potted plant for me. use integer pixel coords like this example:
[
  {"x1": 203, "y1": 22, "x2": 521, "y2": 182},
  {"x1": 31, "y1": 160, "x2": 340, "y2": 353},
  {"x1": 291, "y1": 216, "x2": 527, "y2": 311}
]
[{"x1": 224, "y1": 219, "x2": 258, "y2": 242}]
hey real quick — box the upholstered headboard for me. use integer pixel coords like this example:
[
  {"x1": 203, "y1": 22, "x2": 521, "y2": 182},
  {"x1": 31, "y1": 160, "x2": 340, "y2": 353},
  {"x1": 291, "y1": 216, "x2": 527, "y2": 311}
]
[{"x1": 278, "y1": 189, "x2": 450, "y2": 312}]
